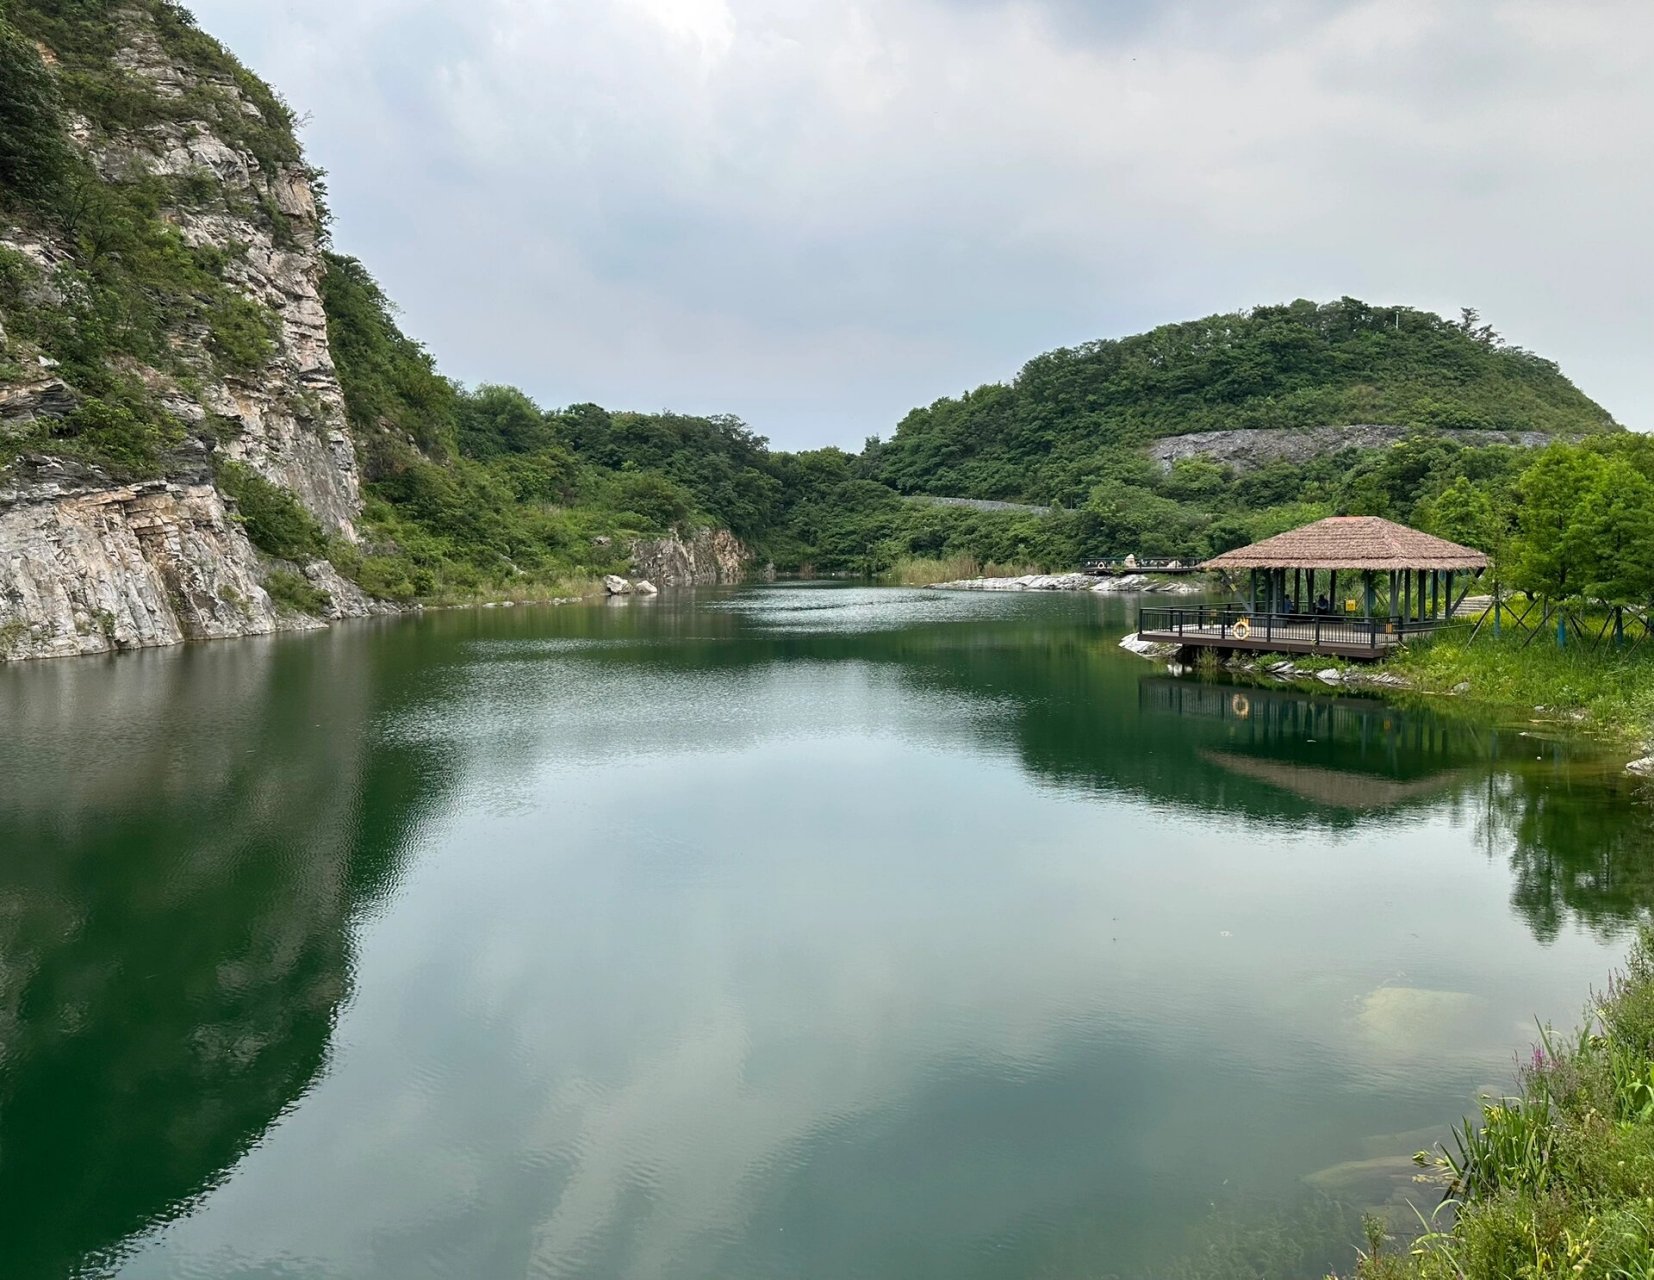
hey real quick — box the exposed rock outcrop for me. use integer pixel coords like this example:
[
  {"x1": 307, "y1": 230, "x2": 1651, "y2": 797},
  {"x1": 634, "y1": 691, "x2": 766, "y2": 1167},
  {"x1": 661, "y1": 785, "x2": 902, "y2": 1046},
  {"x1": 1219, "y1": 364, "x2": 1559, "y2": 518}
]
[
  {"x1": 1, "y1": 7, "x2": 373, "y2": 661},
  {"x1": 299, "y1": 559, "x2": 400, "y2": 621},
  {"x1": 930, "y1": 572, "x2": 1204, "y2": 594},
  {"x1": 1148, "y1": 425, "x2": 1564, "y2": 473},
  {"x1": 0, "y1": 474, "x2": 309, "y2": 661},
  {"x1": 629, "y1": 528, "x2": 750, "y2": 586}
]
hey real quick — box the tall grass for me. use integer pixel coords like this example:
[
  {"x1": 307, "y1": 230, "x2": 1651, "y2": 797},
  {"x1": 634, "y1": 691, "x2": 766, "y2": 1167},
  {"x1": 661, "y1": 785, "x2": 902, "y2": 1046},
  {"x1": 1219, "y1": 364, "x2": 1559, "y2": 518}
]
[
  {"x1": 1348, "y1": 926, "x2": 1654, "y2": 1279},
  {"x1": 882, "y1": 555, "x2": 1047, "y2": 585},
  {"x1": 1394, "y1": 623, "x2": 1654, "y2": 745}
]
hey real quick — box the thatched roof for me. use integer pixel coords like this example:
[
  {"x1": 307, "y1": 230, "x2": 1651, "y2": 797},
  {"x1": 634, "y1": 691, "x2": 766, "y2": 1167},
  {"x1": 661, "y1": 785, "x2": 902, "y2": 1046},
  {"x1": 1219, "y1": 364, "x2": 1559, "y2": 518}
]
[{"x1": 1201, "y1": 516, "x2": 1488, "y2": 572}]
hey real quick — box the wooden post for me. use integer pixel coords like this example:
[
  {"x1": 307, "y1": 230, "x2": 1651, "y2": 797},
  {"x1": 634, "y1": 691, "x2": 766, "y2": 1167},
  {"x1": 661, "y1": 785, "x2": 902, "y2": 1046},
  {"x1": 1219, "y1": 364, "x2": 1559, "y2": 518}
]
[{"x1": 1431, "y1": 571, "x2": 1440, "y2": 620}]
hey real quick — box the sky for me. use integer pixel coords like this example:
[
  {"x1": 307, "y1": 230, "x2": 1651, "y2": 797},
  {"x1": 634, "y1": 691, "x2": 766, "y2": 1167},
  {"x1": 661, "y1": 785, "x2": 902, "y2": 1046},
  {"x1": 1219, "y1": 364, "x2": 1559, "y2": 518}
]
[{"x1": 189, "y1": 0, "x2": 1654, "y2": 450}]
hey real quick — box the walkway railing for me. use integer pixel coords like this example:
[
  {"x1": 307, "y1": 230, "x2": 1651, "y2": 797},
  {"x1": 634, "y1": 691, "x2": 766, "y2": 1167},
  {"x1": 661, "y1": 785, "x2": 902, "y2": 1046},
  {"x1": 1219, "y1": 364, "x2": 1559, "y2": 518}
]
[{"x1": 1136, "y1": 604, "x2": 1447, "y2": 651}]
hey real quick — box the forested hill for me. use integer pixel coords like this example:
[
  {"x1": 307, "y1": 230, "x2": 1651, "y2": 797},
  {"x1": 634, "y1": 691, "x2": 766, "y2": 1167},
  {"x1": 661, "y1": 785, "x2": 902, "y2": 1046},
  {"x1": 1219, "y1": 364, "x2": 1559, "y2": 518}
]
[{"x1": 872, "y1": 300, "x2": 1619, "y2": 505}]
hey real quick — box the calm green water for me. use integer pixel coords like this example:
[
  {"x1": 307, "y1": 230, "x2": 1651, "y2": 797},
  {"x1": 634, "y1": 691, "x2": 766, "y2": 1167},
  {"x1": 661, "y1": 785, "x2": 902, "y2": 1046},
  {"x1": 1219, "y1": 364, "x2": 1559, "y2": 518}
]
[{"x1": 3, "y1": 584, "x2": 1651, "y2": 1280}]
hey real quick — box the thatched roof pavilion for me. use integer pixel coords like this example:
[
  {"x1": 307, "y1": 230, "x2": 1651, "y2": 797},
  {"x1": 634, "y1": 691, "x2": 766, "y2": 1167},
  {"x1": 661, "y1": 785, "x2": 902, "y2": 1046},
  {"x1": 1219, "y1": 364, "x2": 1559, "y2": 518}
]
[
  {"x1": 1200, "y1": 515, "x2": 1486, "y2": 626},
  {"x1": 1201, "y1": 516, "x2": 1487, "y2": 573},
  {"x1": 1136, "y1": 516, "x2": 1489, "y2": 659}
]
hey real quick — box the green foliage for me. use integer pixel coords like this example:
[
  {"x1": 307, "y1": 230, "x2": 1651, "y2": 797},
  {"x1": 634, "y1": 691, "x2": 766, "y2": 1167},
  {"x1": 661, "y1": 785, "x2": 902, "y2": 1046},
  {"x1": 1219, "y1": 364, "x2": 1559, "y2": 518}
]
[
  {"x1": 216, "y1": 460, "x2": 327, "y2": 561},
  {"x1": 261, "y1": 568, "x2": 328, "y2": 616},
  {"x1": 1498, "y1": 437, "x2": 1654, "y2": 606},
  {"x1": 0, "y1": 11, "x2": 71, "y2": 209},
  {"x1": 204, "y1": 292, "x2": 276, "y2": 375},
  {"x1": 1394, "y1": 623, "x2": 1654, "y2": 745},
  {"x1": 1348, "y1": 929, "x2": 1654, "y2": 1279},
  {"x1": 45, "y1": 390, "x2": 182, "y2": 474},
  {"x1": 875, "y1": 298, "x2": 1617, "y2": 505},
  {"x1": 456, "y1": 383, "x2": 555, "y2": 459},
  {"x1": 319, "y1": 253, "x2": 458, "y2": 460}
]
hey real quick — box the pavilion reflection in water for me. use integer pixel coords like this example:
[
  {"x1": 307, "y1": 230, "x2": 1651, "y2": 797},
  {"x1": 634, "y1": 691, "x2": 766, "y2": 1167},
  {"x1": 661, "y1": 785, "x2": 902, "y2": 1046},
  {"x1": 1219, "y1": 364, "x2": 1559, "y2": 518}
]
[
  {"x1": 1138, "y1": 674, "x2": 1654, "y2": 940},
  {"x1": 1138, "y1": 677, "x2": 1516, "y2": 811}
]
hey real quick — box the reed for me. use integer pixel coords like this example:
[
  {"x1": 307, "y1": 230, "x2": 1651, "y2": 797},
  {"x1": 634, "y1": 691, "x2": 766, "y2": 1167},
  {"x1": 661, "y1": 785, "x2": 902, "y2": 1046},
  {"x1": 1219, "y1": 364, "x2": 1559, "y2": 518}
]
[{"x1": 1346, "y1": 927, "x2": 1654, "y2": 1279}]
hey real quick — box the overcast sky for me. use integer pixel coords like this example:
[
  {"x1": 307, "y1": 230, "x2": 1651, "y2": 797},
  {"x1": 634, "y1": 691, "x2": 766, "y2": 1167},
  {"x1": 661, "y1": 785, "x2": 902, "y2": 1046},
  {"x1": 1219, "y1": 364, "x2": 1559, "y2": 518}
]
[{"x1": 190, "y1": 0, "x2": 1653, "y2": 449}]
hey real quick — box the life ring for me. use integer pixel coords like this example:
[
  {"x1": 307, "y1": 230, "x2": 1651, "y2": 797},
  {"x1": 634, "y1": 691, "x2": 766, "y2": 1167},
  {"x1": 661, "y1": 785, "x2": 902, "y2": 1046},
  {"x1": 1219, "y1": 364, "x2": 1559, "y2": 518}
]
[
  {"x1": 1231, "y1": 693, "x2": 1251, "y2": 718},
  {"x1": 1232, "y1": 617, "x2": 1252, "y2": 640}
]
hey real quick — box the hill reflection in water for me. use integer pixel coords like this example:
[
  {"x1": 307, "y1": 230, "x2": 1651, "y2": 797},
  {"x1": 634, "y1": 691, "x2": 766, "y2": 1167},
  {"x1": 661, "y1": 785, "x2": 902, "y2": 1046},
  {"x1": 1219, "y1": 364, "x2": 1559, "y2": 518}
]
[{"x1": 0, "y1": 584, "x2": 1648, "y2": 1280}]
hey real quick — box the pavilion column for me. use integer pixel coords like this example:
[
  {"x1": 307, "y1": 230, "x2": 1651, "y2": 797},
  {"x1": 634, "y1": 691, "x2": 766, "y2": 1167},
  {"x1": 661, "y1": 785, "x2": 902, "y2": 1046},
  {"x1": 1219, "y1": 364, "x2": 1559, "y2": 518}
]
[{"x1": 1431, "y1": 571, "x2": 1440, "y2": 620}]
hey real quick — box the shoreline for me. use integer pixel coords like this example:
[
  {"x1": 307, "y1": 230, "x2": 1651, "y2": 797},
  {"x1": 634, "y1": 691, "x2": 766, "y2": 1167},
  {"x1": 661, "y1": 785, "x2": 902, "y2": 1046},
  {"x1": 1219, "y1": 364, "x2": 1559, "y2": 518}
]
[
  {"x1": 927, "y1": 571, "x2": 1207, "y2": 594},
  {"x1": 1117, "y1": 630, "x2": 1654, "y2": 773}
]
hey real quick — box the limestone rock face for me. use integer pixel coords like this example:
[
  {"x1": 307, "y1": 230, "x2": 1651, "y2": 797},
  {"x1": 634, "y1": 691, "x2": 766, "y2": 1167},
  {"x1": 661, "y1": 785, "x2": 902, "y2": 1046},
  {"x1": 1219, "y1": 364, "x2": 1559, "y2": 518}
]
[
  {"x1": 78, "y1": 14, "x2": 362, "y2": 536},
  {"x1": 628, "y1": 528, "x2": 750, "y2": 586},
  {"x1": 1148, "y1": 425, "x2": 1563, "y2": 474},
  {"x1": 0, "y1": 7, "x2": 375, "y2": 661},
  {"x1": 300, "y1": 559, "x2": 401, "y2": 621},
  {"x1": 0, "y1": 474, "x2": 312, "y2": 661}
]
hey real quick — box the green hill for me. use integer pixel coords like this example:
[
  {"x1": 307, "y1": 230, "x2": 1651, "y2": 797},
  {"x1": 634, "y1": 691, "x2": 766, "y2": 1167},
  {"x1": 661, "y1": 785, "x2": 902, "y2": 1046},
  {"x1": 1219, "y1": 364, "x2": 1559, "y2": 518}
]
[{"x1": 873, "y1": 299, "x2": 1619, "y2": 505}]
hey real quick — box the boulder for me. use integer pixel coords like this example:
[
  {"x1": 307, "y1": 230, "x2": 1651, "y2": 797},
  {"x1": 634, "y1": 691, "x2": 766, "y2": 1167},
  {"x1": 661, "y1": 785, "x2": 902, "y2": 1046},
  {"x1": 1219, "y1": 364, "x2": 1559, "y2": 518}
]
[
  {"x1": 635, "y1": 579, "x2": 659, "y2": 595},
  {"x1": 1118, "y1": 633, "x2": 1178, "y2": 660},
  {"x1": 603, "y1": 575, "x2": 632, "y2": 595},
  {"x1": 1626, "y1": 757, "x2": 1654, "y2": 778}
]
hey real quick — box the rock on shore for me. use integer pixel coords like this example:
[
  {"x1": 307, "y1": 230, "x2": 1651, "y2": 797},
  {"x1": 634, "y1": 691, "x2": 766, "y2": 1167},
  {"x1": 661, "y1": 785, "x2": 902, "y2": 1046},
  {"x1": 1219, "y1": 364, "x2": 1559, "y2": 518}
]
[{"x1": 929, "y1": 572, "x2": 1205, "y2": 594}]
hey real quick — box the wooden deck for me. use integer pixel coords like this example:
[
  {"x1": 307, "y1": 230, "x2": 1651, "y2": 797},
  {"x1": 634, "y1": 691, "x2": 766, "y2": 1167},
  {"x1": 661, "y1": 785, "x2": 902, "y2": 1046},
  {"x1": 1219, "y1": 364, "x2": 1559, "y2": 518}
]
[{"x1": 1136, "y1": 606, "x2": 1442, "y2": 661}]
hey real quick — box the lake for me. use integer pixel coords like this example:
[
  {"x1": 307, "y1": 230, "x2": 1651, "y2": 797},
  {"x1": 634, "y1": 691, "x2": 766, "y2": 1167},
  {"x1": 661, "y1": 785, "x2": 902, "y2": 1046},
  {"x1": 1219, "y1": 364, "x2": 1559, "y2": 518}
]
[{"x1": 3, "y1": 583, "x2": 1649, "y2": 1280}]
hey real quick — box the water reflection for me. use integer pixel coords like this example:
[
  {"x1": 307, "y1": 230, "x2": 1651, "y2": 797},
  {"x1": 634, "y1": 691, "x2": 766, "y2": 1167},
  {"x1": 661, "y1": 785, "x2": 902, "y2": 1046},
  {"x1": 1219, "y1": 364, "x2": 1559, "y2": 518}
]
[
  {"x1": 0, "y1": 631, "x2": 442, "y2": 1278},
  {"x1": 0, "y1": 585, "x2": 1649, "y2": 1280},
  {"x1": 1133, "y1": 676, "x2": 1654, "y2": 942}
]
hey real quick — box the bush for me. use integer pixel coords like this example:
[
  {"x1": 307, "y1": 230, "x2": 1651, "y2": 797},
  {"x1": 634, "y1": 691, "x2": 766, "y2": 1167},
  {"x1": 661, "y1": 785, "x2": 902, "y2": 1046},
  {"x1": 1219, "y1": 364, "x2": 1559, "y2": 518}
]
[
  {"x1": 261, "y1": 569, "x2": 328, "y2": 615},
  {"x1": 216, "y1": 460, "x2": 327, "y2": 561},
  {"x1": 49, "y1": 392, "x2": 183, "y2": 474}
]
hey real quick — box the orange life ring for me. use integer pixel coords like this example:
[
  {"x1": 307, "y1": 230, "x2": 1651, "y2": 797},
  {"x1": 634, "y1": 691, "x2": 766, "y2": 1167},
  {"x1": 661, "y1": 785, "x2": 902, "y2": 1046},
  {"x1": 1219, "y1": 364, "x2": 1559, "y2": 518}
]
[{"x1": 1233, "y1": 618, "x2": 1253, "y2": 640}]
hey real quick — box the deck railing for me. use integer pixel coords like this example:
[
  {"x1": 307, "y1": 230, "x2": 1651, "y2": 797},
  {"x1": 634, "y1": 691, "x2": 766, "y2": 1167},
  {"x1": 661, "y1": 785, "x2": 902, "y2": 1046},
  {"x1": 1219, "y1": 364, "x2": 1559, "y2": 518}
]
[{"x1": 1136, "y1": 604, "x2": 1448, "y2": 651}]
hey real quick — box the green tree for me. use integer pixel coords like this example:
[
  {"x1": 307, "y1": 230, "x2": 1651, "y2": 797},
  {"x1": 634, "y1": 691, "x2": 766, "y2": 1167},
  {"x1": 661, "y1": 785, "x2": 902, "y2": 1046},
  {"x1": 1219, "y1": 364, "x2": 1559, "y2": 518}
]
[
  {"x1": 0, "y1": 15, "x2": 69, "y2": 210},
  {"x1": 1508, "y1": 446, "x2": 1607, "y2": 601},
  {"x1": 1574, "y1": 458, "x2": 1654, "y2": 604}
]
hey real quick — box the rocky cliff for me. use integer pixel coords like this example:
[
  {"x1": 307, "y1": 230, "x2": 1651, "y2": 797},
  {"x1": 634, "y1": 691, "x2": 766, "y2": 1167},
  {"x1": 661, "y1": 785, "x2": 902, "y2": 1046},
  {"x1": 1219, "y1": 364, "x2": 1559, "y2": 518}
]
[
  {"x1": 629, "y1": 528, "x2": 751, "y2": 586},
  {"x1": 0, "y1": 4, "x2": 368, "y2": 661},
  {"x1": 1146, "y1": 425, "x2": 1565, "y2": 473}
]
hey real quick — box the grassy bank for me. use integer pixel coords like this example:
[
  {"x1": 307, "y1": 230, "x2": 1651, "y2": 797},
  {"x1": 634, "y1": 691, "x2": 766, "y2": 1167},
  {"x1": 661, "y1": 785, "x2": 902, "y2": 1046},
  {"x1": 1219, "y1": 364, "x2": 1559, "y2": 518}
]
[
  {"x1": 1390, "y1": 623, "x2": 1654, "y2": 748},
  {"x1": 1343, "y1": 926, "x2": 1654, "y2": 1279},
  {"x1": 881, "y1": 555, "x2": 1045, "y2": 585}
]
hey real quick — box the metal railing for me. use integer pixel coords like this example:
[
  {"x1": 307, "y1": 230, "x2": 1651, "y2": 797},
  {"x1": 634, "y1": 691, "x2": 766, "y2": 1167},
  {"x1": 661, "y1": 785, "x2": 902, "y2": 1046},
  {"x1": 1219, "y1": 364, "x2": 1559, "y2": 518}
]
[{"x1": 1135, "y1": 604, "x2": 1448, "y2": 650}]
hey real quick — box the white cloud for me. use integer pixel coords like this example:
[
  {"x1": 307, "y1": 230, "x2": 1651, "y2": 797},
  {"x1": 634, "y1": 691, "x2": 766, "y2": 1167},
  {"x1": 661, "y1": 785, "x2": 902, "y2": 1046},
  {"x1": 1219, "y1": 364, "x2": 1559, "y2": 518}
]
[{"x1": 191, "y1": 0, "x2": 1654, "y2": 445}]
